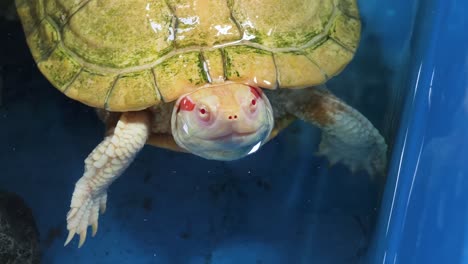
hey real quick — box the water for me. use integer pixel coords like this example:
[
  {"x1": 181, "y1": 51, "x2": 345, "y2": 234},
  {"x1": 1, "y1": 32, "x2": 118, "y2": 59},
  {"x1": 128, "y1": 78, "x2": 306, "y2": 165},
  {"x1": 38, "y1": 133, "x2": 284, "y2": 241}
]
[{"x1": 0, "y1": 0, "x2": 421, "y2": 263}]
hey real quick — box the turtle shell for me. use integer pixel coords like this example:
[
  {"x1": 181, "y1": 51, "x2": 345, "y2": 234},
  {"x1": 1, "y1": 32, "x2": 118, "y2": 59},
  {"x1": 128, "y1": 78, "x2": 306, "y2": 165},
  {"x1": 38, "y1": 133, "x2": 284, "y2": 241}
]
[{"x1": 16, "y1": 0, "x2": 360, "y2": 111}]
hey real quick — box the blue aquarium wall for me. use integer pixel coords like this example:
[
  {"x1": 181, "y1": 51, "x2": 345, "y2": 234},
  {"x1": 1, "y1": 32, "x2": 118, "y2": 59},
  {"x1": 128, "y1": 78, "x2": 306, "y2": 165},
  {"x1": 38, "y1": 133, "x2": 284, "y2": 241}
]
[
  {"x1": 368, "y1": 0, "x2": 468, "y2": 263},
  {"x1": 1, "y1": 0, "x2": 465, "y2": 263}
]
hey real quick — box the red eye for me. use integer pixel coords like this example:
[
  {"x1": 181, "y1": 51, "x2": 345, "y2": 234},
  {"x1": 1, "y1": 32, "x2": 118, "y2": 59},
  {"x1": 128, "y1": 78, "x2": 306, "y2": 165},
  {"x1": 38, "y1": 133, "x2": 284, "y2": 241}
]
[
  {"x1": 249, "y1": 99, "x2": 258, "y2": 113},
  {"x1": 198, "y1": 105, "x2": 210, "y2": 121},
  {"x1": 249, "y1": 86, "x2": 261, "y2": 113}
]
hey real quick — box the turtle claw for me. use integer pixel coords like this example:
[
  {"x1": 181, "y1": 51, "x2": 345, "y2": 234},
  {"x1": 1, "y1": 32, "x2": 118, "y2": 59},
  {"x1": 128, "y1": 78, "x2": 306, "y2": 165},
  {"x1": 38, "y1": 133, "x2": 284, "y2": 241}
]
[
  {"x1": 317, "y1": 133, "x2": 387, "y2": 177},
  {"x1": 78, "y1": 229, "x2": 87, "y2": 248},
  {"x1": 92, "y1": 221, "x2": 98, "y2": 237},
  {"x1": 64, "y1": 230, "x2": 75, "y2": 247},
  {"x1": 64, "y1": 179, "x2": 108, "y2": 248},
  {"x1": 64, "y1": 229, "x2": 88, "y2": 248}
]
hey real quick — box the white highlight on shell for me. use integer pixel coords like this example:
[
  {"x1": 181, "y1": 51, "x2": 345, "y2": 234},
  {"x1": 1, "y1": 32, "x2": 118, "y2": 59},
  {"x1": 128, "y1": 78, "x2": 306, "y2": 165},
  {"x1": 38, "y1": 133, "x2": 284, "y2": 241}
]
[
  {"x1": 267, "y1": 28, "x2": 273, "y2": 36},
  {"x1": 179, "y1": 16, "x2": 200, "y2": 25},
  {"x1": 241, "y1": 20, "x2": 256, "y2": 40},
  {"x1": 150, "y1": 21, "x2": 163, "y2": 33},
  {"x1": 167, "y1": 27, "x2": 175, "y2": 41},
  {"x1": 203, "y1": 60, "x2": 212, "y2": 83},
  {"x1": 214, "y1": 25, "x2": 233, "y2": 36}
]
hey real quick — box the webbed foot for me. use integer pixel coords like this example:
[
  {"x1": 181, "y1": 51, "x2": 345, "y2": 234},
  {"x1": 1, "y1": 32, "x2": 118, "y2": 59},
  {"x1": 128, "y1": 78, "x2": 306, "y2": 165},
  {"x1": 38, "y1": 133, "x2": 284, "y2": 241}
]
[{"x1": 286, "y1": 87, "x2": 387, "y2": 176}]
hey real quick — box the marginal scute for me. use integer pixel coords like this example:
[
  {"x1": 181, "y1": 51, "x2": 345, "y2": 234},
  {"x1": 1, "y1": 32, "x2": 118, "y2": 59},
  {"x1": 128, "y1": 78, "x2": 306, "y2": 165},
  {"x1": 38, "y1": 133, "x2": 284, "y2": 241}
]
[
  {"x1": 37, "y1": 45, "x2": 81, "y2": 90},
  {"x1": 63, "y1": 0, "x2": 174, "y2": 68},
  {"x1": 106, "y1": 71, "x2": 161, "y2": 111},
  {"x1": 275, "y1": 52, "x2": 326, "y2": 88},
  {"x1": 231, "y1": 0, "x2": 334, "y2": 48},
  {"x1": 202, "y1": 49, "x2": 225, "y2": 83},
  {"x1": 153, "y1": 52, "x2": 208, "y2": 102},
  {"x1": 305, "y1": 39, "x2": 354, "y2": 78},
  {"x1": 26, "y1": 19, "x2": 58, "y2": 61},
  {"x1": 331, "y1": 14, "x2": 361, "y2": 52},
  {"x1": 336, "y1": 0, "x2": 360, "y2": 18},
  {"x1": 44, "y1": 0, "x2": 89, "y2": 26},
  {"x1": 223, "y1": 46, "x2": 276, "y2": 89},
  {"x1": 65, "y1": 70, "x2": 116, "y2": 108},
  {"x1": 166, "y1": 0, "x2": 241, "y2": 47},
  {"x1": 16, "y1": 0, "x2": 44, "y2": 34}
]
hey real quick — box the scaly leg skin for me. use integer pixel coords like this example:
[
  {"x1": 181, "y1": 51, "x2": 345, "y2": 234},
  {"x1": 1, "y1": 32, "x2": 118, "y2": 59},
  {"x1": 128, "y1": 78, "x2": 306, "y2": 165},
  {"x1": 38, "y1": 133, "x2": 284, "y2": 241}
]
[
  {"x1": 64, "y1": 111, "x2": 150, "y2": 248},
  {"x1": 284, "y1": 87, "x2": 387, "y2": 176}
]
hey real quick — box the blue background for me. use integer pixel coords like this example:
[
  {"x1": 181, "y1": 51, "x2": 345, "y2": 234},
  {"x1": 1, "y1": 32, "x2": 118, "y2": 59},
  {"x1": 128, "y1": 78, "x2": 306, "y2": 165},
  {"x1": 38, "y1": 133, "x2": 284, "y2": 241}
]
[
  {"x1": 368, "y1": 0, "x2": 468, "y2": 263},
  {"x1": 1, "y1": 0, "x2": 466, "y2": 263}
]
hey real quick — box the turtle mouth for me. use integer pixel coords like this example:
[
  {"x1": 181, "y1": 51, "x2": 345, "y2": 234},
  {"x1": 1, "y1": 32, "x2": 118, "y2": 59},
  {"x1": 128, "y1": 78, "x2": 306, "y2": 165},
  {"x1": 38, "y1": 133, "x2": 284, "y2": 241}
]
[
  {"x1": 170, "y1": 83, "x2": 276, "y2": 161},
  {"x1": 208, "y1": 132, "x2": 256, "y2": 141}
]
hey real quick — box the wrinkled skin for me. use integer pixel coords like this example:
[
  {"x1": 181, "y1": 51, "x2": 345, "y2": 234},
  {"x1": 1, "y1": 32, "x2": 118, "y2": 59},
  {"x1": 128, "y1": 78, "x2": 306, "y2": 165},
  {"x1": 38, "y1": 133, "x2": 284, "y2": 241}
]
[{"x1": 171, "y1": 83, "x2": 274, "y2": 160}]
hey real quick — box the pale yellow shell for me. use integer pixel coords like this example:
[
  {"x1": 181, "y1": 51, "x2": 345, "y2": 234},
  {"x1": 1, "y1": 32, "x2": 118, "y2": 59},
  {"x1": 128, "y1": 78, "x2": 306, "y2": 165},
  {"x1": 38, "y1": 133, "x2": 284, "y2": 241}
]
[{"x1": 17, "y1": 0, "x2": 360, "y2": 111}]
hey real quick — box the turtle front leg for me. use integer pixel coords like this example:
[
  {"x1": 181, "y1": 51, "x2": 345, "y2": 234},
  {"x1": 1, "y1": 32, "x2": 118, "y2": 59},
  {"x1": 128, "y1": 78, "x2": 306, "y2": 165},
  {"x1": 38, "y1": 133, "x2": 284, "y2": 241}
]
[
  {"x1": 64, "y1": 111, "x2": 150, "y2": 248},
  {"x1": 284, "y1": 87, "x2": 387, "y2": 176}
]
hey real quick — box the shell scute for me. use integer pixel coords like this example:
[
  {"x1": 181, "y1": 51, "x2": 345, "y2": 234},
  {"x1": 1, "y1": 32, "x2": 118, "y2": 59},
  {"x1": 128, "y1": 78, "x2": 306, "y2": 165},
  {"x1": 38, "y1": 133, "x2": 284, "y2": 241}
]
[{"x1": 18, "y1": 0, "x2": 361, "y2": 111}]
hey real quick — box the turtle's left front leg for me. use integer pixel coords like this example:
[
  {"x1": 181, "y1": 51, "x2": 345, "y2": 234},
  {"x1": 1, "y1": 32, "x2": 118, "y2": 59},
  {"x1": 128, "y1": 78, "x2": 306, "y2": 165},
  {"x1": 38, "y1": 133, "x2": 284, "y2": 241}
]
[
  {"x1": 64, "y1": 111, "x2": 150, "y2": 247},
  {"x1": 283, "y1": 87, "x2": 387, "y2": 176}
]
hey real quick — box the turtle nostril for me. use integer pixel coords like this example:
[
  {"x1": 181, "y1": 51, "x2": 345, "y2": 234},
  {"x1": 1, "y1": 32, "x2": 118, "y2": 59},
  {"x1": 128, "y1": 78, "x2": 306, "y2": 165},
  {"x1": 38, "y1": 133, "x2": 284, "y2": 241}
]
[{"x1": 228, "y1": 115, "x2": 238, "y2": 120}]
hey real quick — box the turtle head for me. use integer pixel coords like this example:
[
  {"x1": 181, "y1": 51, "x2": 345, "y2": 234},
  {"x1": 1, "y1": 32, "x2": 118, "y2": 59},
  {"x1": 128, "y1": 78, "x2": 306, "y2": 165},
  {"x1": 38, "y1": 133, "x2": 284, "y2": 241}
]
[{"x1": 171, "y1": 83, "x2": 274, "y2": 160}]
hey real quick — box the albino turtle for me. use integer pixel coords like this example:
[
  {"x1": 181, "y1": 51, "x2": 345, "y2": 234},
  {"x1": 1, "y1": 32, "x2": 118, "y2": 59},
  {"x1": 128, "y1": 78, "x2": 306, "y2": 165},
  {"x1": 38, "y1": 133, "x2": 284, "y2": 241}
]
[{"x1": 16, "y1": 0, "x2": 387, "y2": 247}]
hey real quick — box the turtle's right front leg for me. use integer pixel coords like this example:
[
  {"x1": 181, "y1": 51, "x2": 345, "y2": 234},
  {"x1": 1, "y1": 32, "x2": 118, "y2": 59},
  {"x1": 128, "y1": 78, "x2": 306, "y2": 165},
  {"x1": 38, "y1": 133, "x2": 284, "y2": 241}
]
[{"x1": 64, "y1": 111, "x2": 150, "y2": 248}]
